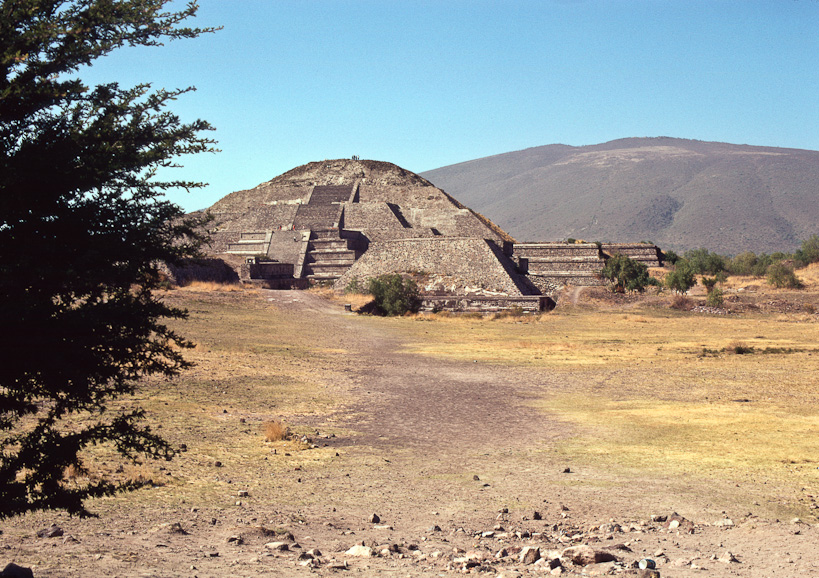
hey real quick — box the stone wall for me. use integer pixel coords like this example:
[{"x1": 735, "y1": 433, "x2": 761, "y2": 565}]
[
  {"x1": 419, "y1": 295, "x2": 552, "y2": 314},
  {"x1": 343, "y1": 202, "x2": 405, "y2": 230},
  {"x1": 335, "y1": 237, "x2": 531, "y2": 296},
  {"x1": 602, "y1": 243, "x2": 662, "y2": 267}
]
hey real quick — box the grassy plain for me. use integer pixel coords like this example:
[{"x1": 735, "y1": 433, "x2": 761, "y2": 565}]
[{"x1": 392, "y1": 281, "x2": 819, "y2": 514}]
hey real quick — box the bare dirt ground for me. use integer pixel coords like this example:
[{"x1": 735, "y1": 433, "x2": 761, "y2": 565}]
[{"x1": 3, "y1": 288, "x2": 819, "y2": 577}]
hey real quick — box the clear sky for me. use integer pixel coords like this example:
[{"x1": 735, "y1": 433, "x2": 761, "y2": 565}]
[{"x1": 80, "y1": 0, "x2": 819, "y2": 212}]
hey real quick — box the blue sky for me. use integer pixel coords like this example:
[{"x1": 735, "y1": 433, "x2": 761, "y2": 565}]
[{"x1": 81, "y1": 0, "x2": 819, "y2": 212}]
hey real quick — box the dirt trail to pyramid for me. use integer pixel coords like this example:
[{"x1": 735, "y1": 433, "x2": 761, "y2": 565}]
[{"x1": 263, "y1": 289, "x2": 569, "y2": 454}]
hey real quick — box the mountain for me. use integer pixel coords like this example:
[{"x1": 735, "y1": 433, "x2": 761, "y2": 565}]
[{"x1": 420, "y1": 137, "x2": 819, "y2": 255}]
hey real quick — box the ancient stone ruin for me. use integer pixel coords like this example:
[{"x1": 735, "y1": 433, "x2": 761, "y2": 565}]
[{"x1": 199, "y1": 159, "x2": 661, "y2": 312}]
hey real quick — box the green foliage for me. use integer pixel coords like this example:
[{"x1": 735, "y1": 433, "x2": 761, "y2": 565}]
[
  {"x1": 665, "y1": 259, "x2": 697, "y2": 294},
  {"x1": 794, "y1": 234, "x2": 819, "y2": 267},
  {"x1": 728, "y1": 251, "x2": 796, "y2": 277},
  {"x1": 682, "y1": 248, "x2": 727, "y2": 275},
  {"x1": 0, "y1": 1, "x2": 216, "y2": 519},
  {"x1": 766, "y1": 262, "x2": 803, "y2": 289},
  {"x1": 661, "y1": 249, "x2": 680, "y2": 265},
  {"x1": 367, "y1": 274, "x2": 420, "y2": 316},
  {"x1": 344, "y1": 276, "x2": 367, "y2": 295},
  {"x1": 701, "y1": 276, "x2": 718, "y2": 293},
  {"x1": 705, "y1": 287, "x2": 724, "y2": 307},
  {"x1": 601, "y1": 254, "x2": 656, "y2": 293}
]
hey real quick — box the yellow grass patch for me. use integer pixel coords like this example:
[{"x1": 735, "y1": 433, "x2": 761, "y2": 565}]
[
  {"x1": 176, "y1": 280, "x2": 247, "y2": 292},
  {"x1": 263, "y1": 420, "x2": 288, "y2": 442}
]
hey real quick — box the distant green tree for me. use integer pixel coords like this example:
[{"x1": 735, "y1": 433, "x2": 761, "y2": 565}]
[
  {"x1": 683, "y1": 248, "x2": 727, "y2": 275},
  {"x1": 794, "y1": 234, "x2": 819, "y2": 268},
  {"x1": 368, "y1": 274, "x2": 420, "y2": 316},
  {"x1": 665, "y1": 260, "x2": 697, "y2": 294},
  {"x1": 601, "y1": 254, "x2": 655, "y2": 293},
  {"x1": 661, "y1": 249, "x2": 680, "y2": 265},
  {"x1": 0, "y1": 0, "x2": 215, "y2": 519}
]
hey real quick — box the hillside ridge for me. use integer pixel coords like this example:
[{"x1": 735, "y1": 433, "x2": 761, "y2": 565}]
[{"x1": 421, "y1": 137, "x2": 819, "y2": 254}]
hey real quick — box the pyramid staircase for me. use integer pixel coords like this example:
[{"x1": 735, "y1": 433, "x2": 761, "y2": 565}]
[{"x1": 301, "y1": 228, "x2": 366, "y2": 281}]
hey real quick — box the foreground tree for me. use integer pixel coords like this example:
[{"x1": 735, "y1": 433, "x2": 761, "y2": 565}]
[{"x1": 0, "y1": 1, "x2": 216, "y2": 518}]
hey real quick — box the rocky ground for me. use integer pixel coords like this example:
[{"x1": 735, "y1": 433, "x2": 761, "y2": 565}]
[{"x1": 2, "y1": 289, "x2": 819, "y2": 577}]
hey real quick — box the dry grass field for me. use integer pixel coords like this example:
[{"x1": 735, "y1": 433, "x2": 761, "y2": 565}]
[{"x1": 4, "y1": 272, "x2": 819, "y2": 577}]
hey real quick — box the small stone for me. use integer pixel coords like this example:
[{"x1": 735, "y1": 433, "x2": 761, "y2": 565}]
[
  {"x1": 237, "y1": 490, "x2": 249, "y2": 497},
  {"x1": 718, "y1": 550, "x2": 739, "y2": 563},
  {"x1": 562, "y1": 467, "x2": 571, "y2": 473},
  {"x1": 668, "y1": 519, "x2": 680, "y2": 530},
  {"x1": 264, "y1": 541, "x2": 289, "y2": 551},
  {"x1": 345, "y1": 544, "x2": 374, "y2": 557},
  {"x1": 214, "y1": 461, "x2": 222, "y2": 467},
  {"x1": 561, "y1": 545, "x2": 617, "y2": 566},
  {"x1": 714, "y1": 518, "x2": 734, "y2": 527},
  {"x1": 428, "y1": 525, "x2": 442, "y2": 532},
  {"x1": 637, "y1": 570, "x2": 661, "y2": 578},
  {"x1": 36, "y1": 525, "x2": 64, "y2": 538},
  {"x1": 519, "y1": 546, "x2": 541, "y2": 565},
  {"x1": 369, "y1": 513, "x2": 381, "y2": 524},
  {"x1": 473, "y1": 475, "x2": 480, "y2": 481},
  {"x1": 533, "y1": 511, "x2": 542, "y2": 520}
]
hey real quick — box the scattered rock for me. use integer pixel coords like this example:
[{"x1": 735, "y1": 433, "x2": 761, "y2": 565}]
[
  {"x1": 519, "y1": 546, "x2": 541, "y2": 565},
  {"x1": 561, "y1": 545, "x2": 617, "y2": 566},
  {"x1": 637, "y1": 570, "x2": 661, "y2": 578},
  {"x1": 533, "y1": 511, "x2": 542, "y2": 520},
  {"x1": 718, "y1": 550, "x2": 739, "y2": 563},
  {"x1": 714, "y1": 518, "x2": 734, "y2": 527},
  {"x1": 345, "y1": 544, "x2": 374, "y2": 557},
  {"x1": 264, "y1": 541, "x2": 290, "y2": 551},
  {"x1": 369, "y1": 513, "x2": 381, "y2": 524},
  {"x1": 36, "y1": 525, "x2": 63, "y2": 538}
]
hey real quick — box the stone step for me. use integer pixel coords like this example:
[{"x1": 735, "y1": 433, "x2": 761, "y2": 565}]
[
  {"x1": 308, "y1": 239, "x2": 353, "y2": 251},
  {"x1": 308, "y1": 185, "x2": 353, "y2": 204}
]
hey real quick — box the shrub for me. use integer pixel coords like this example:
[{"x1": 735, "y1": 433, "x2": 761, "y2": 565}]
[
  {"x1": 665, "y1": 260, "x2": 697, "y2": 294},
  {"x1": 367, "y1": 274, "x2": 420, "y2": 316},
  {"x1": 344, "y1": 277, "x2": 367, "y2": 295},
  {"x1": 706, "y1": 287, "x2": 725, "y2": 307},
  {"x1": 767, "y1": 262, "x2": 803, "y2": 289},
  {"x1": 263, "y1": 421, "x2": 288, "y2": 442},
  {"x1": 726, "y1": 342, "x2": 754, "y2": 355},
  {"x1": 601, "y1": 254, "x2": 656, "y2": 293},
  {"x1": 670, "y1": 295, "x2": 693, "y2": 310}
]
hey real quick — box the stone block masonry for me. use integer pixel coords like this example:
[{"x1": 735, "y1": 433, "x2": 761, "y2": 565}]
[{"x1": 336, "y1": 237, "x2": 536, "y2": 296}]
